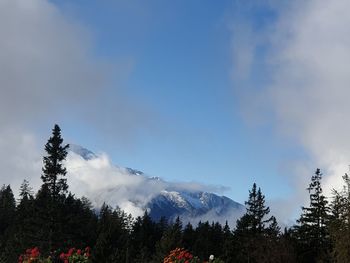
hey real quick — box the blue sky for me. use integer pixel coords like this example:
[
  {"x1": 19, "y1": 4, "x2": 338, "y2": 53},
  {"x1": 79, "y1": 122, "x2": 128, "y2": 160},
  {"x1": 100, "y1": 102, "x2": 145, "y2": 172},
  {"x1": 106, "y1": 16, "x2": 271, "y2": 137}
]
[
  {"x1": 42, "y1": 0, "x2": 297, "y2": 203},
  {"x1": 3, "y1": 0, "x2": 350, "y2": 222}
]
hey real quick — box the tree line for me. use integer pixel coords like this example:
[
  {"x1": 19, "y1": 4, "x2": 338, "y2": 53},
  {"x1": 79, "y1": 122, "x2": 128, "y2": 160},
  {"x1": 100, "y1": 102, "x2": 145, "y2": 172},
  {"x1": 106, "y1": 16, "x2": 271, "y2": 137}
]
[{"x1": 0, "y1": 125, "x2": 349, "y2": 262}]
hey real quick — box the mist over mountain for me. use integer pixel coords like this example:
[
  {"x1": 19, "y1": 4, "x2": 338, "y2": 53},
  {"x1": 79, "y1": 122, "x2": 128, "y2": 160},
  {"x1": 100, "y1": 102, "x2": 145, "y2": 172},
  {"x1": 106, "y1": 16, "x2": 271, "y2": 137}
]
[{"x1": 67, "y1": 144, "x2": 245, "y2": 225}]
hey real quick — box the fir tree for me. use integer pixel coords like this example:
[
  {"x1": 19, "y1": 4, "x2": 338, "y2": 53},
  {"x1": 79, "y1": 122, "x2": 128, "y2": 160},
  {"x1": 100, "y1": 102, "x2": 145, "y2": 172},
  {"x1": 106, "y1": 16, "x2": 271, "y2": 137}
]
[
  {"x1": 193, "y1": 221, "x2": 210, "y2": 260},
  {"x1": 152, "y1": 216, "x2": 183, "y2": 262},
  {"x1": 329, "y1": 173, "x2": 350, "y2": 262},
  {"x1": 41, "y1": 124, "x2": 69, "y2": 200},
  {"x1": 221, "y1": 221, "x2": 234, "y2": 262},
  {"x1": 131, "y1": 211, "x2": 158, "y2": 262},
  {"x1": 295, "y1": 168, "x2": 330, "y2": 262},
  {"x1": 38, "y1": 124, "x2": 69, "y2": 252},
  {"x1": 0, "y1": 185, "x2": 16, "y2": 237},
  {"x1": 11, "y1": 180, "x2": 35, "y2": 255},
  {"x1": 19, "y1": 179, "x2": 33, "y2": 201},
  {"x1": 233, "y1": 183, "x2": 279, "y2": 263},
  {"x1": 93, "y1": 204, "x2": 129, "y2": 262},
  {"x1": 183, "y1": 222, "x2": 195, "y2": 251},
  {"x1": 0, "y1": 185, "x2": 16, "y2": 262}
]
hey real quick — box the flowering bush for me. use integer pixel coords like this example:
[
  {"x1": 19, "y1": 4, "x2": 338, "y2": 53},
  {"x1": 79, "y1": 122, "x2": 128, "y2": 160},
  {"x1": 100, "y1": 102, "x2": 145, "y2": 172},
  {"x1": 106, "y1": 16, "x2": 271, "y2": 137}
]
[
  {"x1": 59, "y1": 247, "x2": 91, "y2": 263},
  {"x1": 163, "y1": 248, "x2": 200, "y2": 263},
  {"x1": 18, "y1": 247, "x2": 91, "y2": 263},
  {"x1": 18, "y1": 247, "x2": 51, "y2": 263}
]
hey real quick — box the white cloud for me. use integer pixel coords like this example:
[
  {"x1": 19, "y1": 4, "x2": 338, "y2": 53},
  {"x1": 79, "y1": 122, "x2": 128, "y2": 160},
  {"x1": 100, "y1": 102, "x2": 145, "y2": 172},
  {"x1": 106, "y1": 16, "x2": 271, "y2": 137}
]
[
  {"x1": 65, "y1": 151, "x2": 231, "y2": 218},
  {"x1": 268, "y1": 0, "x2": 350, "y2": 195},
  {"x1": 0, "y1": 0, "x2": 105, "y2": 194},
  {"x1": 231, "y1": 0, "x2": 350, "y2": 222},
  {"x1": 0, "y1": 0, "x2": 105, "y2": 127},
  {"x1": 0, "y1": 128, "x2": 42, "y2": 196},
  {"x1": 0, "y1": 0, "x2": 158, "y2": 195}
]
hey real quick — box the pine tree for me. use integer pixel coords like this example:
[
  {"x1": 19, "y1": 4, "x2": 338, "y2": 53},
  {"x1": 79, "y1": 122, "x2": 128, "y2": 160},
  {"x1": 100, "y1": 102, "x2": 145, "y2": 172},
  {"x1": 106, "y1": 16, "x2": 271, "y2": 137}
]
[
  {"x1": 233, "y1": 183, "x2": 279, "y2": 263},
  {"x1": 329, "y1": 173, "x2": 350, "y2": 262},
  {"x1": 193, "y1": 221, "x2": 210, "y2": 260},
  {"x1": 182, "y1": 222, "x2": 195, "y2": 251},
  {"x1": 152, "y1": 216, "x2": 183, "y2": 262},
  {"x1": 0, "y1": 185, "x2": 16, "y2": 237},
  {"x1": 19, "y1": 179, "x2": 33, "y2": 201},
  {"x1": 131, "y1": 211, "x2": 158, "y2": 263},
  {"x1": 93, "y1": 204, "x2": 130, "y2": 262},
  {"x1": 295, "y1": 168, "x2": 330, "y2": 262},
  {"x1": 37, "y1": 124, "x2": 69, "y2": 252},
  {"x1": 12, "y1": 180, "x2": 35, "y2": 254},
  {"x1": 41, "y1": 124, "x2": 69, "y2": 200},
  {"x1": 0, "y1": 185, "x2": 16, "y2": 262},
  {"x1": 221, "y1": 221, "x2": 234, "y2": 262}
]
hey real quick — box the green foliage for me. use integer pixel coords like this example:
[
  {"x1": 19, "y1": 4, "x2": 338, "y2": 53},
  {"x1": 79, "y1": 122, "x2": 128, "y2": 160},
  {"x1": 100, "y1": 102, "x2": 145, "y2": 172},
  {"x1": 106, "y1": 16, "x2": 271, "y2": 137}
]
[
  {"x1": 329, "y1": 173, "x2": 350, "y2": 262},
  {"x1": 0, "y1": 185, "x2": 16, "y2": 262},
  {"x1": 294, "y1": 168, "x2": 331, "y2": 262},
  {"x1": 233, "y1": 183, "x2": 287, "y2": 263},
  {"x1": 92, "y1": 204, "x2": 131, "y2": 262},
  {"x1": 153, "y1": 216, "x2": 183, "y2": 262},
  {"x1": 41, "y1": 124, "x2": 69, "y2": 199}
]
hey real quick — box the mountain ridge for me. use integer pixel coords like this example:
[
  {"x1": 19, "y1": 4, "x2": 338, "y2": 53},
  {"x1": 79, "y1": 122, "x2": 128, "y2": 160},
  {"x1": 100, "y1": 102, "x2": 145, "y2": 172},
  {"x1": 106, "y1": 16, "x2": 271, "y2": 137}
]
[{"x1": 68, "y1": 144, "x2": 245, "y2": 224}]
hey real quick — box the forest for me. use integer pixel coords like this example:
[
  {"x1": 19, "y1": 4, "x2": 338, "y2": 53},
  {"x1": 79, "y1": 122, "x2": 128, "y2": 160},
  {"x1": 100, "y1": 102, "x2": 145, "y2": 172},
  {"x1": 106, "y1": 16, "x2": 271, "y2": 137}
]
[{"x1": 0, "y1": 125, "x2": 349, "y2": 263}]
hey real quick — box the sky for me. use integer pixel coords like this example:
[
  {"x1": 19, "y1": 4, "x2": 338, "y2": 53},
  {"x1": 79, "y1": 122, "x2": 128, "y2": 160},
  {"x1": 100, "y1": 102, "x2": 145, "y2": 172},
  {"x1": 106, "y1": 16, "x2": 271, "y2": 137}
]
[{"x1": 1, "y1": 0, "x2": 350, "y2": 224}]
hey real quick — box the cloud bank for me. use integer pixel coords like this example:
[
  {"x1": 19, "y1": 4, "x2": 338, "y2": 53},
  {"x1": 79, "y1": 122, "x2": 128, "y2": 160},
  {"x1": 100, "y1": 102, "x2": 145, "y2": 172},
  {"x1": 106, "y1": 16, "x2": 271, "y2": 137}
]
[
  {"x1": 231, "y1": 0, "x2": 350, "y2": 220},
  {"x1": 0, "y1": 0, "x2": 157, "y2": 193},
  {"x1": 65, "y1": 149, "x2": 231, "y2": 218}
]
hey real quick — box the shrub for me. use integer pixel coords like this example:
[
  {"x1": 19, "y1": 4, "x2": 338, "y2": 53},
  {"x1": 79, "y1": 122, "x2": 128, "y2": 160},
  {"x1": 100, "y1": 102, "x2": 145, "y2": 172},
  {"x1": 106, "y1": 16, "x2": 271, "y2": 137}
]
[
  {"x1": 163, "y1": 248, "x2": 200, "y2": 263},
  {"x1": 18, "y1": 247, "x2": 91, "y2": 263}
]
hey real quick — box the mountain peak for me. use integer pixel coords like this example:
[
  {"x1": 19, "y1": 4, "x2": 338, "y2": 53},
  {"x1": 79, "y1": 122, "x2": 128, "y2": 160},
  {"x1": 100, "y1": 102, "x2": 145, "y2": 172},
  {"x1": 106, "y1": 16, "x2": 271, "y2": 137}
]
[{"x1": 69, "y1": 144, "x2": 97, "y2": 160}]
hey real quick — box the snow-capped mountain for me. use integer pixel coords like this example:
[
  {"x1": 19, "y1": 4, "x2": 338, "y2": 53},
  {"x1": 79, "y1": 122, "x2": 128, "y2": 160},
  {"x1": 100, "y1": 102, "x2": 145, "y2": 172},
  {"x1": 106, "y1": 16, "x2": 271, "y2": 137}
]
[
  {"x1": 68, "y1": 145, "x2": 245, "y2": 224},
  {"x1": 148, "y1": 190, "x2": 244, "y2": 222}
]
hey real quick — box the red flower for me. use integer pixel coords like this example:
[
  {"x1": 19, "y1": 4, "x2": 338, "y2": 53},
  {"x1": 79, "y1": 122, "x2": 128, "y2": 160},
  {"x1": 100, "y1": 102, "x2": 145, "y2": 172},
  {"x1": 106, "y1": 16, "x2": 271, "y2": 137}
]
[
  {"x1": 68, "y1": 248, "x2": 75, "y2": 256},
  {"x1": 30, "y1": 247, "x2": 40, "y2": 258}
]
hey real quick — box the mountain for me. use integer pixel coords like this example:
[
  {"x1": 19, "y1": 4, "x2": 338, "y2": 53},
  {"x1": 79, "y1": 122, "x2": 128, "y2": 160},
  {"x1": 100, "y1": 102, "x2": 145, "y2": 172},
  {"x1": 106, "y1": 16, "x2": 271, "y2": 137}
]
[
  {"x1": 148, "y1": 190, "x2": 244, "y2": 222},
  {"x1": 68, "y1": 145, "x2": 245, "y2": 224},
  {"x1": 69, "y1": 144, "x2": 97, "y2": 160}
]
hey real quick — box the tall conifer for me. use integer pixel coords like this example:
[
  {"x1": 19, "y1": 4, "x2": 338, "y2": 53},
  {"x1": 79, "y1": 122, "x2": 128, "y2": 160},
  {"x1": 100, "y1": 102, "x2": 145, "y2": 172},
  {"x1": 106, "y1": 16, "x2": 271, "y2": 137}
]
[
  {"x1": 41, "y1": 124, "x2": 69, "y2": 199},
  {"x1": 295, "y1": 168, "x2": 330, "y2": 262}
]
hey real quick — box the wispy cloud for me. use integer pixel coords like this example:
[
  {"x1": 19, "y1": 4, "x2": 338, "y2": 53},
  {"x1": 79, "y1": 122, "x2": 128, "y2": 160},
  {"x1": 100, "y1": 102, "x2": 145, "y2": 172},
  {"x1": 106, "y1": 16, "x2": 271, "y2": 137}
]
[
  {"x1": 66, "y1": 150, "x2": 231, "y2": 218},
  {"x1": 231, "y1": 0, "x2": 350, "y2": 222},
  {"x1": 0, "y1": 0, "x2": 158, "y2": 193}
]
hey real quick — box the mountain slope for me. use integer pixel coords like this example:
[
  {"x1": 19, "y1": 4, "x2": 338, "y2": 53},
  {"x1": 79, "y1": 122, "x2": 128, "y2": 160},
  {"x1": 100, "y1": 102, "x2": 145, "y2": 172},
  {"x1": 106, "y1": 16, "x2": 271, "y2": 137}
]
[
  {"x1": 148, "y1": 190, "x2": 244, "y2": 222},
  {"x1": 68, "y1": 145, "x2": 245, "y2": 224}
]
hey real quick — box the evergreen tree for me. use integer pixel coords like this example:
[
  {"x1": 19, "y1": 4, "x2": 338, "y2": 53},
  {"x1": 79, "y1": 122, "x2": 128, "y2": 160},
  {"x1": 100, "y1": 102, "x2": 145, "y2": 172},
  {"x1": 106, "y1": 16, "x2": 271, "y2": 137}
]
[
  {"x1": 193, "y1": 221, "x2": 210, "y2": 260},
  {"x1": 329, "y1": 173, "x2": 350, "y2": 262},
  {"x1": 38, "y1": 124, "x2": 69, "y2": 253},
  {"x1": 10, "y1": 180, "x2": 36, "y2": 257},
  {"x1": 41, "y1": 124, "x2": 69, "y2": 199},
  {"x1": 233, "y1": 183, "x2": 279, "y2": 263},
  {"x1": 131, "y1": 211, "x2": 158, "y2": 263},
  {"x1": 182, "y1": 222, "x2": 195, "y2": 251},
  {"x1": 93, "y1": 204, "x2": 130, "y2": 262},
  {"x1": 221, "y1": 221, "x2": 234, "y2": 262},
  {"x1": 61, "y1": 193, "x2": 98, "y2": 249},
  {"x1": 0, "y1": 185, "x2": 16, "y2": 262},
  {"x1": 152, "y1": 216, "x2": 183, "y2": 262},
  {"x1": 0, "y1": 185, "x2": 16, "y2": 237},
  {"x1": 295, "y1": 168, "x2": 330, "y2": 262},
  {"x1": 19, "y1": 179, "x2": 33, "y2": 201}
]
